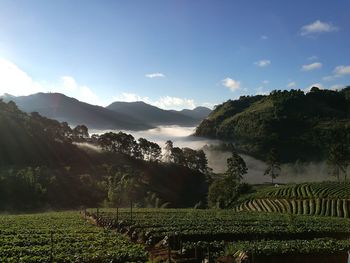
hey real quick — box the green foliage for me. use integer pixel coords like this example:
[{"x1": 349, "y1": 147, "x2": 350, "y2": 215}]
[
  {"x1": 138, "y1": 137, "x2": 162, "y2": 162},
  {"x1": 327, "y1": 143, "x2": 349, "y2": 181},
  {"x1": 225, "y1": 238, "x2": 350, "y2": 257},
  {"x1": 225, "y1": 150, "x2": 247, "y2": 182},
  {"x1": 0, "y1": 212, "x2": 147, "y2": 262},
  {"x1": 91, "y1": 208, "x2": 350, "y2": 244},
  {"x1": 195, "y1": 88, "x2": 350, "y2": 162},
  {"x1": 208, "y1": 177, "x2": 251, "y2": 208},
  {"x1": 264, "y1": 148, "x2": 281, "y2": 183}
]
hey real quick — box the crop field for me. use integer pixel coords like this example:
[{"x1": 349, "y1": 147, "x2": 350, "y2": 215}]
[
  {"x1": 235, "y1": 182, "x2": 350, "y2": 218},
  {"x1": 87, "y1": 208, "x2": 350, "y2": 261},
  {"x1": 0, "y1": 212, "x2": 147, "y2": 262},
  {"x1": 252, "y1": 182, "x2": 350, "y2": 199}
]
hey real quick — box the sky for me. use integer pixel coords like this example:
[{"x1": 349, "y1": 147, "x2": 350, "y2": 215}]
[{"x1": 0, "y1": 0, "x2": 349, "y2": 110}]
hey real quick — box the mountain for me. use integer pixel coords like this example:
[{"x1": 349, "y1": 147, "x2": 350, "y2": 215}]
[
  {"x1": 1, "y1": 93, "x2": 212, "y2": 130},
  {"x1": 173, "y1": 106, "x2": 212, "y2": 120},
  {"x1": 1, "y1": 93, "x2": 152, "y2": 130},
  {"x1": 195, "y1": 87, "x2": 350, "y2": 162},
  {"x1": 106, "y1": 101, "x2": 211, "y2": 126}
]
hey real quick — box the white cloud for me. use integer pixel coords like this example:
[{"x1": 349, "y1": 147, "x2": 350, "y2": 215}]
[
  {"x1": 153, "y1": 96, "x2": 195, "y2": 110},
  {"x1": 301, "y1": 62, "x2": 322, "y2": 71},
  {"x1": 305, "y1": 83, "x2": 324, "y2": 92},
  {"x1": 222, "y1": 77, "x2": 241, "y2": 91},
  {"x1": 0, "y1": 58, "x2": 44, "y2": 96},
  {"x1": 334, "y1": 65, "x2": 350, "y2": 76},
  {"x1": 61, "y1": 76, "x2": 78, "y2": 91},
  {"x1": 300, "y1": 20, "x2": 338, "y2": 36},
  {"x1": 145, "y1": 72, "x2": 165, "y2": 78},
  {"x1": 55, "y1": 76, "x2": 100, "y2": 105},
  {"x1": 254, "y1": 59, "x2": 271, "y2": 67},
  {"x1": 260, "y1": 35, "x2": 268, "y2": 40},
  {"x1": 262, "y1": 80, "x2": 269, "y2": 84},
  {"x1": 0, "y1": 57, "x2": 103, "y2": 105},
  {"x1": 114, "y1": 92, "x2": 196, "y2": 110},
  {"x1": 113, "y1": 92, "x2": 150, "y2": 103},
  {"x1": 287, "y1": 82, "x2": 296, "y2": 88},
  {"x1": 321, "y1": 65, "x2": 350, "y2": 81}
]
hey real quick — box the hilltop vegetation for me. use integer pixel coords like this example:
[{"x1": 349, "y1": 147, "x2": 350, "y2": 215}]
[{"x1": 195, "y1": 87, "x2": 350, "y2": 162}]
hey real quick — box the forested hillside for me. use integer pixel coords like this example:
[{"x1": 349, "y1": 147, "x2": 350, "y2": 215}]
[
  {"x1": 0, "y1": 99, "x2": 209, "y2": 210},
  {"x1": 195, "y1": 87, "x2": 350, "y2": 162}
]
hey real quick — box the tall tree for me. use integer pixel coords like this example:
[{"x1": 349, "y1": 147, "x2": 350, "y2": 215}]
[
  {"x1": 327, "y1": 144, "x2": 349, "y2": 181},
  {"x1": 171, "y1": 147, "x2": 186, "y2": 165},
  {"x1": 164, "y1": 140, "x2": 173, "y2": 162},
  {"x1": 264, "y1": 148, "x2": 281, "y2": 184},
  {"x1": 138, "y1": 138, "x2": 162, "y2": 162},
  {"x1": 226, "y1": 150, "x2": 247, "y2": 182}
]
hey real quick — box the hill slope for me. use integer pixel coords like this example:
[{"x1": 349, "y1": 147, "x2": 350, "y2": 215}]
[
  {"x1": 195, "y1": 87, "x2": 350, "y2": 162},
  {"x1": 1, "y1": 93, "x2": 152, "y2": 130},
  {"x1": 106, "y1": 101, "x2": 210, "y2": 126},
  {"x1": 0, "y1": 99, "x2": 208, "y2": 209}
]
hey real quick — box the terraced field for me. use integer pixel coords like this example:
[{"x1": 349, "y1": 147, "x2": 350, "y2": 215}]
[{"x1": 235, "y1": 182, "x2": 350, "y2": 218}]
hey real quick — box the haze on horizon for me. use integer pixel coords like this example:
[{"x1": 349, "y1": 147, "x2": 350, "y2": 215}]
[{"x1": 0, "y1": 0, "x2": 349, "y2": 110}]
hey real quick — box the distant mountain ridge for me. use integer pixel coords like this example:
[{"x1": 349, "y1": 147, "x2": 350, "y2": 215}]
[
  {"x1": 106, "y1": 101, "x2": 211, "y2": 126},
  {"x1": 1, "y1": 93, "x2": 152, "y2": 130},
  {"x1": 1, "y1": 93, "x2": 211, "y2": 130}
]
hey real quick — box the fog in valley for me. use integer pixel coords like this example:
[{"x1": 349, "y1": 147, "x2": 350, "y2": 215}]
[{"x1": 90, "y1": 126, "x2": 335, "y2": 184}]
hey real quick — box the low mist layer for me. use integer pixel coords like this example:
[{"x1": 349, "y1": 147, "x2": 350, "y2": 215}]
[{"x1": 91, "y1": 125, "x2": 335, "y2": 184}]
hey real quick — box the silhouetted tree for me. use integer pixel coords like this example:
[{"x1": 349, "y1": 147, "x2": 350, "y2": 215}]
[
  {"x1": 264, "y1": 148, "x2": 281, "y2": 184},
  {"x1": 164, "y1": 140, "x2": 173, "y2": 162},
  {"x1": 138, "y1": 138, "x2": 162, "y2": 162},
  {"x1": 72, "y1": 125, "x2": 89, "y2": 141},
  {"x1": 171, "y1": 147, "x2": 186, "y2": 165},
  {"x1": 327, "y1": 144, "x2": 349, "y2": 181}
]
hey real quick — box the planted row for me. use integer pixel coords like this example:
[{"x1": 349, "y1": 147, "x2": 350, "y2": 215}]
[{"x1": 236, "y1": 198, "x2": 350, "y2": 218}]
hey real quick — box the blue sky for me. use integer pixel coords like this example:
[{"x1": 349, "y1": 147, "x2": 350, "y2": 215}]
[{"x1": 0, "y1": 0, "x2": 349, "y2": 109}]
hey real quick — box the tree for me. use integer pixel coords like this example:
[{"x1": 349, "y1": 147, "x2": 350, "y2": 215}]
[
  {"x1": 98, "y1": 132, "x2": 139, "y2": 157},
  {"x1": 225, "y1": 150, "x2": 247, "y2": 182},
  {"x1": 327, "y1": 144, "x2": 349, "y2": 181},
  {"x1": 208, "y1": 176, "x2": 251, "y2": 208},
  {"x1": 264, "y1": 149, "x2": 281, "y2": 184},
  {"x1": 171, "y1": 147, "x2": 186, "y2": 165},
  {"x1": 138, "y1": 138, "x2": 162, "y2": 162},
  {"x1": 164, "y1": 140, "x2": 173, "y2": 162},
  {"x1": 149, "y1": 141, "x2": 162, "y2": 162},
  {"x1": 182, "y1": 147, "x2": 197, "y2": 169},
  {"x1": 72, "y1": 125, "x2": 89, "y2": 141},
  {"x1": 182, "y1": 148, "x2": 209, "y2": 173},
  {"x1": 195, "y1": 150, "x2": 209, "y2": 174}
]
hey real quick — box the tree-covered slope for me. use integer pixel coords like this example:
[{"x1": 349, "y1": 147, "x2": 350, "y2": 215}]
[
  {"x1": 0, "y1": 99, "x2": 208, "y2": 210},
  {"x1": 195, "y1": 87, "x2": 350, "y2": 162}
]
